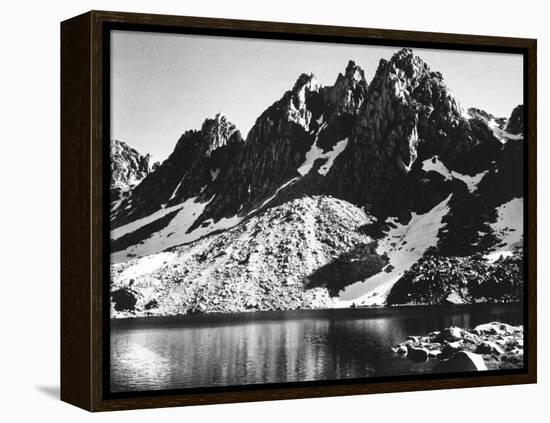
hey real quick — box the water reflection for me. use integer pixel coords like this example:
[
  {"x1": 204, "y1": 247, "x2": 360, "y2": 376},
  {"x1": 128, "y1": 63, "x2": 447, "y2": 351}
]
[{"x1": 111, "y1": 304, "x2": 523, "y2": 392}]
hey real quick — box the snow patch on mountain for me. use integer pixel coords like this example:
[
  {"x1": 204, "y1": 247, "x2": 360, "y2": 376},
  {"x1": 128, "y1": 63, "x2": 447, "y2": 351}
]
[
  {"x1": 168, "y1": 179, "x2": 184, "y2": 201},
  {"x1": 111, "y1": 203, "x2": 185, "y2": 240},
  {"x1": 111, "y1": 196, "x2": 216, "y2": 263},
  {"x1": 298, "y1": 134, "x2": 349, "y2": 176},
  {"x1": 488, "y1": 119, "x2": 523, "y2": 143},
  {"x1": 422, "y1": 156, "x2": 488, "y2": 193},
  {"x1": 191, "y1": 214, "x2": 243, "y2": 239},
  {"x1": 254, "y1": 177, "x2": 299, "y2": 212},
  {"x1": 118, "y1": 252, "x2": 177, "y2": 282},
  {"x1": 337, "y1": 194, "x2": 452, "y2": 306},
  {"x1": 485, "y1": 197, "x2": 523, "y2": 260},
  {"x1": 319, "y1": 138, "x2": 349, "y2": 175},
  {"x1": 298, "y1": 123, "x2": 327, "y2": 175},
  {"x1": 484, "y1": 250, "x2": 515, "y2": 263},
  {"x1": 210, "y1": 168, "x2": 220, "y2": 181}
]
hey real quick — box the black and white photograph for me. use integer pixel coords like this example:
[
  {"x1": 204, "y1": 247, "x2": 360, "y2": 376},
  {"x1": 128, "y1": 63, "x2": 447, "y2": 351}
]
[{"x1": 108, "y1": 30, "x2": 526, "y2": 393}]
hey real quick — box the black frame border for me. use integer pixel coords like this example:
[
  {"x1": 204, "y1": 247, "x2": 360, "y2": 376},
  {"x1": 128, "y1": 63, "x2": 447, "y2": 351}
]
[{"x1": 101, "y1": 20, "x2": 532, "y2": 402}]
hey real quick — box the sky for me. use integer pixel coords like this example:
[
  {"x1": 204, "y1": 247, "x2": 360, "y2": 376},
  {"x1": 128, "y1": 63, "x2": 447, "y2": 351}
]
[{"x1": 111, "y1": 30, "x2": 523, "y2": 162}]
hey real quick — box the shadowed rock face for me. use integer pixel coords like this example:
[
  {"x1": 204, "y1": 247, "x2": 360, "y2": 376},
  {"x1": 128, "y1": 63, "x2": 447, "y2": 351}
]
[
  {"x1": 506, "y1": 105, "x2": 524, "y2": 135},
  {"x1": 111, "y1": 113, "x2": 244, "y2": 226},
  {"x1": 325, "y1": 48, "x2": 506, "y2": 220},
  {"x1": 323, "y1": 60, "x2": 368, "y2": 116}
]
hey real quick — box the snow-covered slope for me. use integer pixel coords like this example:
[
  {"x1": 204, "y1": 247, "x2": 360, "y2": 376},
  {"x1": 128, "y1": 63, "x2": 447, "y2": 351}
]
[
  {"x1": 422, "y1": 156, "x2": 488, "y2": 193},
  {"x1": 337, "y1": 194, "x2": 452, "y2": 306},
  {"x1": 111, "y1": 196, "x2": 244, "y2": 264},
  {"x1": 484, "y1": 197, "x2": 523, "y2": 262}
]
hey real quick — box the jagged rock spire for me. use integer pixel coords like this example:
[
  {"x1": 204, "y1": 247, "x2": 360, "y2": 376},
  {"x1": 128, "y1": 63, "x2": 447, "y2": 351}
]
[
  {"x1": 324, "y1": 60, "x2": 368, "y2": 114},
  {"x1": 199, "y1": 113, "x2": 243, "y2": 156}
]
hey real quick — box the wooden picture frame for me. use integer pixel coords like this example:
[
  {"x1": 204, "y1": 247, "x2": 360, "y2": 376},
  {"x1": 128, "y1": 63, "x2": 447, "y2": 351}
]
[{"x1": 61, "y1": 10, "x2": 537, "y2": 411}]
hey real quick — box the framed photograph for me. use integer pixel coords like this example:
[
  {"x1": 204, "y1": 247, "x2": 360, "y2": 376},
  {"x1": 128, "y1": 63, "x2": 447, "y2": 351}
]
[{"x1": 61, "y1": 10, "x2": 537, "y2": 411}]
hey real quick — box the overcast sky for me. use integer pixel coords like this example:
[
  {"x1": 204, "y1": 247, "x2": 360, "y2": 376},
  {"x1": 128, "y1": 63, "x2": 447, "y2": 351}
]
[{"x1": 111, "y1": 30, "x2": 523, "y2": 162}]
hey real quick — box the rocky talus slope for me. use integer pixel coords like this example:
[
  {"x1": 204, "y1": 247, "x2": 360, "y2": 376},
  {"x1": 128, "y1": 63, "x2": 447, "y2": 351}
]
[
  {"x1": 386, "y1": 252, "x2": 523, "y2": 305},
  {"x1": 111, "y1": 196, "x2": 383, "y2": 316}
]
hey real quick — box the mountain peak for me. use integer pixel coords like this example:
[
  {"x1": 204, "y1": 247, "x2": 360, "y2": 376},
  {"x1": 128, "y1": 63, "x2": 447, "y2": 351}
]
[
  {"x1": 199, "y1": 114, "x2": 243, "y2": 155},
  {"x1": 323, "y1": 60, "x2": 368, "y2": 114},
  {"x1": 292, "y1": 73, "x2": 321, "y2": 93},
  {"x1": 200, "y1": 112, "x2": 230, "y2": 129},
  {"x1": 342, "y1": 60, "x2": 366, "y2": 84},
  {"x1": 367, "y1": 48, "x2": 462, "y2": 120},
  {"x1": 387, "y1": 48, "x2": 430, "y2": 80},
  {"x1": 110, "y1": 139, "x2": 157, "y2": 191},
  {"x1": 391, "y1": 47, "x2": 414, "y2": 60}
]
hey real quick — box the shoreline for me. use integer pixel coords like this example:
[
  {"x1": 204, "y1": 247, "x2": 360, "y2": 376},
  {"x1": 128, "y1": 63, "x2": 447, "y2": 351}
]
[{"x1": 110, "y1": 302, "x2": 524, "y2": 329}]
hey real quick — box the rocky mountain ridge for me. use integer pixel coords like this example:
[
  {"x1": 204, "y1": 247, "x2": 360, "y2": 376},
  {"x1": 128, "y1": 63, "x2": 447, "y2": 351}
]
[
  {"x1": 110, "y1": 140, "x2": 159, "y2": 211},
  {"x1": 109, "y1": 48, "x2": 525, "y2": 316}
]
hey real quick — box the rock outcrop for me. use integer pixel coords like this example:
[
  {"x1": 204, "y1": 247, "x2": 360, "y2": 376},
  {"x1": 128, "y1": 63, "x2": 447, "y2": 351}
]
[
  {"x1": 111, "y1": 139, "x2": 158, "y2": 190},
  {"x1": 506, "y1": 105, "x2": 524, "y2": 135},
  {"x1": 110, "y1": 140, "x2": 159, "y2": 211},
  {"x1": 386, "y1": 252, "x2": 524, "y2": 305}
]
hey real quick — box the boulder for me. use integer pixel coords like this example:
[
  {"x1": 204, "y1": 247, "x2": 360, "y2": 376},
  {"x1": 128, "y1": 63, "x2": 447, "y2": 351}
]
[
  {"x1": 441, "y1": 341, "x2": 462, "y2": 358},
  {"x1": 461, "y1": 332, "x2": 481, "y2": 345},
  {"x1": 473, "y1": 322, "x2": 520, "y2": 336},
  {"x1": 429, "y1": 349, "x2": 442, "y2": 358},
  {"x1": 437, "y1": 327, "x2": 463, "y2": 342},
  {"x1": 495, "y1": 339, "x2": 507, "y2": 347},
  {"x1": 434, "y1": 351, "x2": 488, "y2": 373},
  {"x1": 144, "y1": 299, "x2": 158, "y2": 310},
  {"x1": 514, "y1": 339, "x2": 524, "y2": 348},
  {"x1": 473, "y1": 322, "x2": 500, "y2": 335},
  {"x1": 111, "y1": 288, "x2": 139, "y2": 312},
  {"x1": 394, "y1": 345, "x2": 408, "y2": 355},
  {"x1": 476, "y1": 341, "x2": 504, "y2": 355},
  {"x1": 426, "y1": 342, "x2": 442, "y2": 350},
  {"x1": 407, "y1": 347, "x2": 429, "y2": 362},
  {"x1": 442, "y1": 291, "x2": 465, "y2": 305}
]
